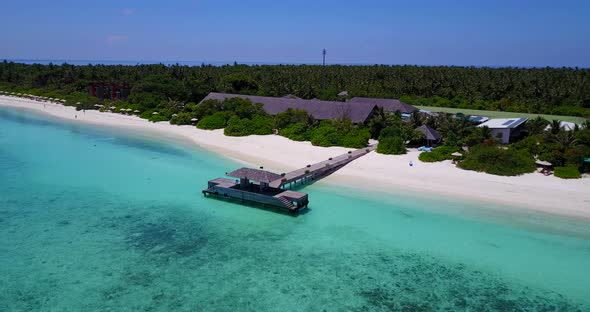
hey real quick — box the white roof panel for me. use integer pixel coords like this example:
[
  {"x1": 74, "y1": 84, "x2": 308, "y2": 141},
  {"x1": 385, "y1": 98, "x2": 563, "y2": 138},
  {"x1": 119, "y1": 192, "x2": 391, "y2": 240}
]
[{"x1": 477, "y1": 117, "x2": 528, "y2": 129}]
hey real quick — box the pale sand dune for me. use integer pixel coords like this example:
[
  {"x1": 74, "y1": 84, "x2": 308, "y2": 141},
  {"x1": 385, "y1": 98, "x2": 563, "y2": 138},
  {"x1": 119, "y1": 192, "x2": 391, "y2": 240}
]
[{"x1": 2, "y1": 96, "x2": 589, "y2": 219}]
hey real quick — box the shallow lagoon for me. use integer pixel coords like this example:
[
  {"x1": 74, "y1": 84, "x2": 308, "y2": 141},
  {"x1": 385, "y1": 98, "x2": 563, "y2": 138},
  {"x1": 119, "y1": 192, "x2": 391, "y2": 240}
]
[{"x1": 1, "y1": 107, "x2": 589, "y2": 311}]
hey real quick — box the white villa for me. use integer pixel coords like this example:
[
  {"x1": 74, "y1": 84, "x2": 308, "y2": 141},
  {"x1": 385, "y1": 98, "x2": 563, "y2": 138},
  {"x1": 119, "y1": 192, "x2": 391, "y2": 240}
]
[{"x1": 477, "y1": 117, "x2": 528, "y2": 144}]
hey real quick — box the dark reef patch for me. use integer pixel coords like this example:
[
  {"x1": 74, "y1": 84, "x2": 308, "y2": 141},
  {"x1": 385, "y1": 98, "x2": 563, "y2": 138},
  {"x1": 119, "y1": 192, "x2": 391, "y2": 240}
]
[
  {"x1": 119, "y1": 210, "x2": 210, "y2": 262},
  {"x1": 353, "y1": 252, "x2": 584, "y2": 312}
]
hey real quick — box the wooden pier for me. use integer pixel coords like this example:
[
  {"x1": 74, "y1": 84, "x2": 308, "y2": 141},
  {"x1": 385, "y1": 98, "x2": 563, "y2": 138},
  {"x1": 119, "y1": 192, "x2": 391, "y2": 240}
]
[
  {"x1": 269, "y1": 145, "x2": 376, "y2": 189},
  {"x1": 203, "y1": 145, "x2": 375, "y2": 213}
]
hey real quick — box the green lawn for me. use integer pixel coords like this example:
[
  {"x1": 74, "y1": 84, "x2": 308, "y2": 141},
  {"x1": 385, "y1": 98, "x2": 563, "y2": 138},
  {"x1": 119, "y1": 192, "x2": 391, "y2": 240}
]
[{"x1": 415, "y1": 106, "x2": 589, "y2": 124}]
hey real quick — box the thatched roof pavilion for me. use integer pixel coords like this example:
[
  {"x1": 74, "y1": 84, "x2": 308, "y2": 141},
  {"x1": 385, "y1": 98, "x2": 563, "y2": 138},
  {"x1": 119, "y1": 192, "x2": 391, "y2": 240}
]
[
  {"x1": 200, "y1": 92, "x2": 418, "y2": 124},
  {"x1": 227, "y1": 168, "x2": 282, "y2": 183},
  {"x1": 202, "y1": 92, "x2": 376, "y2": 123},
  {"x1": 415, "y1": 125, "x2": 442, "y2": 141},
  {"x1": 349, "y1": 97, "x2": 418, "y2": 114}
]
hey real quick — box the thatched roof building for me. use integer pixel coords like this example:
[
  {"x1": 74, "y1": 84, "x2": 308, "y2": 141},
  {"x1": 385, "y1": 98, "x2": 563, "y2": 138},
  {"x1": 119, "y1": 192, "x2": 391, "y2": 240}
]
[
  {"x1": 349, "y1": 97, "x2": 419, "y2": 114},
  {"x1": 227, "y1": 168, "x2": 282, "y2": 183},
  {"x1": 415, "y1": 125, "x2": 442, "y2": 141},
  {"x1": 199, "y1": 92, "x2": 418, "y2": 124}
]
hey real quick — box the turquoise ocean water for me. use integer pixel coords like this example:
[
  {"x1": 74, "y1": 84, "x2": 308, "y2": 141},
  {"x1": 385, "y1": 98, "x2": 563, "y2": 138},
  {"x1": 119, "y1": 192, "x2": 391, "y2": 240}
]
[{"x1": 1, "y1": 106, "x2": 589, "y2": 311}]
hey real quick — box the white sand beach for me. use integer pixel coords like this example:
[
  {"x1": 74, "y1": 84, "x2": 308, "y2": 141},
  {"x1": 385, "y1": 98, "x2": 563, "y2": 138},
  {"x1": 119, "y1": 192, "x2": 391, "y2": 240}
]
[{"x1": 2, "y1": 95, "x2": 589, "y2": 219}]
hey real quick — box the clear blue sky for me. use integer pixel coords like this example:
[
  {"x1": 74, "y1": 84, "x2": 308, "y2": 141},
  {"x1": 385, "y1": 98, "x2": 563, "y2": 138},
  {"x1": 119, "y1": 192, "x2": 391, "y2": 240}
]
[{"x1": 1, "y1": 0, "x2": 589, "y2": 67}]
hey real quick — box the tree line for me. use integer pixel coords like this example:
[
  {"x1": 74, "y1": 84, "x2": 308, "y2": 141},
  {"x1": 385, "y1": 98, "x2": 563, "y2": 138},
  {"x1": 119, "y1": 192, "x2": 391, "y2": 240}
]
[{"x1": 1, "y1": 60, "x2": 589, "y2": 117}]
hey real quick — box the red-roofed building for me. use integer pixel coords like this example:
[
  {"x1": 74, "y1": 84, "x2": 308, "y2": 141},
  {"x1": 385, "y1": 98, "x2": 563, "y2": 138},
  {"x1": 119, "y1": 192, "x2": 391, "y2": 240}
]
[{"x1": 89, "y1": 82, "x2": 131, "y2": 101}]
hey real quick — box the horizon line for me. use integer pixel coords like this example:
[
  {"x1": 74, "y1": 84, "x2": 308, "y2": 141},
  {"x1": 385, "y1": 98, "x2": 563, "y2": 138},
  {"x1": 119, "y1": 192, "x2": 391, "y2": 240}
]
[{"x1": 2, "y1": 58, "x2": 589, "y2": 69}]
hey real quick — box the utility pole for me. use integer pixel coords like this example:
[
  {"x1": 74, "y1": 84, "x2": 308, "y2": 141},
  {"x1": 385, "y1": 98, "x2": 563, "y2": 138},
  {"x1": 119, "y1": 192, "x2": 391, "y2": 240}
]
[{"x1": 321, "y1": 49, "x2": 326, "y2": 96}]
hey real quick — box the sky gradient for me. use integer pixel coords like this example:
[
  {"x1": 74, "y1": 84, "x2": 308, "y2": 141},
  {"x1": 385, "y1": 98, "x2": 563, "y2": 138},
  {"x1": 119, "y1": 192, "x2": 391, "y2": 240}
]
[{"x1": 1, "y1": 0, "x2": 589, "y2": 67}]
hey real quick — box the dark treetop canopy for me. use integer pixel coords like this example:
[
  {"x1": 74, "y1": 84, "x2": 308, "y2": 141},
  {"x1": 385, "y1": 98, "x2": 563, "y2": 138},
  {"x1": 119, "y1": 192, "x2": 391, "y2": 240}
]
[{"x1": 227, "y1": 168, "x2": 282, "y2": 183}]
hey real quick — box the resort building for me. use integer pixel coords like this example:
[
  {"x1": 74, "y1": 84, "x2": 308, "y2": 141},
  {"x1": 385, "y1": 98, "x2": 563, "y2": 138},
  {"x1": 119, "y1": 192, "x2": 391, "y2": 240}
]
[
  {"x1": 477, "y1": 117, "x2": 528, "y2": 144},
  {"x1": 348, "y1": 97, "x2": 419, "y2": 115},
  {"x1": 415, "y1": 125, "x2": 442, "y2": 146},
  {"x1": 204, "y1": 167, "x2": 309, "y2": 212},
  {"x1": 89, "y1": 82, "x2": 131, "y2": 101},
  {"x1": 199, "y1": 92, "x2": 418, "y2": 123}
]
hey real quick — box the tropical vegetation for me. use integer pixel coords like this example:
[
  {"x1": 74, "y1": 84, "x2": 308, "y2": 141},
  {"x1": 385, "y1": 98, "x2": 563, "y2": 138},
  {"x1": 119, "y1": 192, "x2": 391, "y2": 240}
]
[
  {"x1": 416, "y1": 114, "x2": 590, "y2": 177},
  {"x1": 1, "y1": 61, "x2": 589, "y2": 118},
  {"x1": 1, "y1": 61, "x2": 589, "y2": 177}
]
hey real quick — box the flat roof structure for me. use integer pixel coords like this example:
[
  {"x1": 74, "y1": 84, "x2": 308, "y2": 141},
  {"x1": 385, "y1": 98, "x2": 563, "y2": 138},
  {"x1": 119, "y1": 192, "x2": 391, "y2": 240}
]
[{"x1": 477, "y1": 117, "x2": 528, "y2": 129}]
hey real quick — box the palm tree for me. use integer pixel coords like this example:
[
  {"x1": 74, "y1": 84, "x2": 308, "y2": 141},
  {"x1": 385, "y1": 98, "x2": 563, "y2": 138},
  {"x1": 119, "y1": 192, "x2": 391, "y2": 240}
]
[
  {"x1": 526, "y1": 116, "x2": 549, "y2": 136},
  {"x1": 479, "y1": 125, "x2": 493, "y2": 141},
  {"x1": 368, "y1": 106, "x2": 391, "y2": 138},
  {"x1": 548, "y1": 119, "x2": 562, "y2": 135},
  {"x1": 409, "y1": 112, "x2": 424, "y2": 128},
  {"x1": 554, "y1": 131, "x2": 578, "y2": 150}
]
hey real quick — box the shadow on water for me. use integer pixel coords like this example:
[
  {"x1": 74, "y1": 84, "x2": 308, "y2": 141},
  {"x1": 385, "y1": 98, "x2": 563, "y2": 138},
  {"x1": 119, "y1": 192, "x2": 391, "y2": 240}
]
[
  {"x1": 0, "y1": 107, "x2": 190, "y2": 159},
  {"x1": 0, "y1": 108, "x2": 57, "y2": 128},
  {"x1": 202, "y1": 194, "x2": 311, "y2": 217},
  {"x1": 106, "y1": 136, "x2": 190, "y2": 158}
]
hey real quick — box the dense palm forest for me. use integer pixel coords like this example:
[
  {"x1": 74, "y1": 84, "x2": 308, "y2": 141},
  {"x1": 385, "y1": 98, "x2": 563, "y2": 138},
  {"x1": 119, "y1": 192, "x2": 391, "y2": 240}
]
[{"x1": 0, "y1": 60, "x2": 589, "y2": 117}]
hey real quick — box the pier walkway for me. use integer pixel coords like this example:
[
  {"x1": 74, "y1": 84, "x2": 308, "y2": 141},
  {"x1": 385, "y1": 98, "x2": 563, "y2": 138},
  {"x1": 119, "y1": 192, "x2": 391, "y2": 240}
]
[
  {"x1": 203, "y1": 144, "x2": 375, "y2": 213},
  {"x1": 269, "y1": 144, "x2": 376, "y2": 189}
]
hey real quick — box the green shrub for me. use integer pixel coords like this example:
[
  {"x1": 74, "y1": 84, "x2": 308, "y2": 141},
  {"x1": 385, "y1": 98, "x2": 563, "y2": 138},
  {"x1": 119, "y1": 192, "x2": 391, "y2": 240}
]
[
  {"x1": 418, "y1": 146, "x2": 460, "y2": 162},
  {"x1": 458, "y1": 144, "x2": 536, "y2": 176},
  {"x1": 279, "y1": 123, "x2": 309, "y2": 141},
  {"x1": 340, "y1": 128, "x2": 371, "y2": 148},
  {"x1": 554, "y1": 166, "x2": 582, "y2": 179},
  {"x1": 148, "y1": 114, "x2": 169, "y2": 123},
  {"x1": 197, "y1": 112, "x2": 228, "y2": 129},
  {"x1": 249, "y1": 115, "x2": 273, "y2": 135},
  {"x1": 275, "y1": 108, "x2": 315, "y2": 129},
  {"x1": 309, "y1": 121, "x2": 341, "y2": 147},
  {"x1": 170, "y1": 112, "x2": 194, "y2": 125},
  {"x1": 140, "y1": 109, "x2": 157, "y2": 119},
  {"x1": 224, "y1": 116, "x2": 251, "y2": 136},
  {"x1": 377, "y1": 136, "x2": 406, "y2": 155},
  {"x1": 224, "y1": 115, "x2": 273, "y2": 136}
]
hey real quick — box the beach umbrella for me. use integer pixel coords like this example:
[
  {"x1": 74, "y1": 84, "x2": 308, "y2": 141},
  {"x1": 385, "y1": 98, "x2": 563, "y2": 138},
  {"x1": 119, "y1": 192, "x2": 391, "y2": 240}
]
[
  {"x1": 126, "y1": 108, "x2": 132, "y2": 112},
  {"x1": 133, "y1": 110, "x2": 140, "y2": 113},
  {"x1": 152, "y1": 112, "x2": 159, "y2": 115},
  {"x1": 451, "y1": 152, "x2": 463, "y2": 157},
  {"x1": 172, "y1": 114, "x2": 178, "y2": 117},
  {"x1": 60, "y1": 99, "x2": 66, "y2": 102},
  {"x1": 111, "y1": 106, "x2": 117, "y2": 109},
  {"x1": 191, "y1": 118, "x2": 198, "y2": 122}
]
